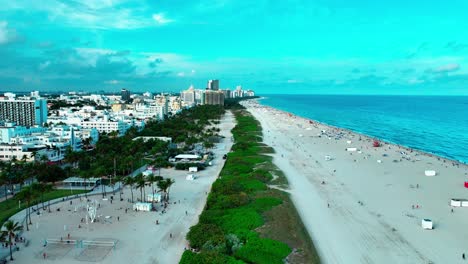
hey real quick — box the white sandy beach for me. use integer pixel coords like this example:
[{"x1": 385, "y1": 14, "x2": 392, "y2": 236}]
[
  {"x1": 243, "y1": 99, "x2": 468, "y2": 264},
  {"x1": 10, "y1": 111, "x2": 235, "y2": 264}
]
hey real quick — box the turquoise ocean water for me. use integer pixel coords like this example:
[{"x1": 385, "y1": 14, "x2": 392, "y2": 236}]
[{"x1": 260, "y1": 95, "x2": 468, "y2": 164}]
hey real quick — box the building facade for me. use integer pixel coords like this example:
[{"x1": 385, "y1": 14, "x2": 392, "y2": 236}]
[
  {"x1": 204, "y1": 90, "x2": 225, "y2": 105},
  {"x1": 207, "y1": 80, "x2": 219, "y2": 90},
  {"x1": 0, "y1": 99, "x2": 48, "y2": 126}
]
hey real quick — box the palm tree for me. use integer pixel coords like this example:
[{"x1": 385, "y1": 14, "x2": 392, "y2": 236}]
[
  {"x1": 0, "y1": 170, "x2": 9, "y2": 201},
  {"x1": 134, "y1": 174, "x2": 145, "y2": 202},
  {"x1": 146, "y1": 174, "x2": 161, "y2": 204},
  {"x1": 123, "y1": 176, "x2": 135, "y2": 203},
  {"x1": 157, "y1": 178, "x2": 175, "y2": 202},
  {"x1": 1, "y1": 220, "x2": 23, "y2": 260},
  {"x1": 30, "y1": 151, "x2": 38, "y2": 162},
  {"x1": 113, "y1": 175, "x2": 123, "y2": 201},
  {"x1": 80, "y1": 171, "x2": 92, "y2": 198},
  {"x1": 16, "y1": 187, "x2": 33, "y2": 231}
]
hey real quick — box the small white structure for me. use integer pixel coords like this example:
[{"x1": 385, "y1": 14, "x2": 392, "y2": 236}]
[
  {"x1": 346, "y1": 140, "x2": 352, "y2": 144},
  {"x1": 450, "y1": 199, "x2": 468, "y2": 207},
  {"x1": 346, "y1": 148, "x2": 358, "y2": 152},
  {"x1": 325, "y1": 155, "x2": 332, "y2": 161},
  {"x1": 175, "y1": 154, "x2": 200, "y2": 160},
  {"x1": 421, "y1": 219, "x2": 433, "y2": 230},
  {"x1": 186, "y1": 174, "x2": 197, "y2": 181},
  {"x1": 147, "y1": 194, "x2": 162, "y2": 202},
  {"x1": 142, "y1": 170, "x2": 153, "y2": 177},
  {"x1": 377, "y1": 160, "x2": 382, "y2": 163},
  {"x1": 189, "y1": 167, "x2": 198, "y2": 172},
  {"x1": 425, "y1": 170, "x2": 436, "y2": 176},
  {"x1": 133, "y1": 202, "x2": 152, "y2": 212},
  {"x1": 451, "y1": 199, "x2": 462, "y2": 207}
]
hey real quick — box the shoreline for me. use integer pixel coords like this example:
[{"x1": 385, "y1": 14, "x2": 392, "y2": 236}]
[
  {"x1": 257, "y1": 97, "x2": 468, "y2": 167},
  {"x1": 243, "y1": 99, "x2": 468, "y2": 263}
]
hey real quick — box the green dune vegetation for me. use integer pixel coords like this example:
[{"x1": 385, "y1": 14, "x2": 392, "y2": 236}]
[{"x1": 180, "y1": 102, "x2": 320, "y2": 264}]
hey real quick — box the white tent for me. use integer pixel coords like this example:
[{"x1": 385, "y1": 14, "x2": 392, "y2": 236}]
[
  {"x1": 451, "y1": 199, "x2": 462, "y2": 207},
  {"x1": 421, "y1": 219, "x2": 433, "y2": 230},
  {"x1": 425, "y1": 170, "x2": 436, "y2": 176},
  {"x1": 346, "y1": 148, "x2": 358, "y2": 152},
  {"x1": 450, "y1": 199, "x2": 468, "y2": 207},
  {"x1": 133, "y1": 202, "x2": 152, "y2": 212},
  {"x1": 147, "y1": 194, "x2": 161, "y2": 202},
  {"x1": 189, "y1": 167, "x2": 198, "y2": 172},
  {"x1": 186, "y1": 174, "x2": 197, "y2": 181}
]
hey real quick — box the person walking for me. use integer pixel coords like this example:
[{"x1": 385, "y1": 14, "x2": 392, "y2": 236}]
[{"x1": 463, "y1": 253, "x2": 465, "y2": 260}]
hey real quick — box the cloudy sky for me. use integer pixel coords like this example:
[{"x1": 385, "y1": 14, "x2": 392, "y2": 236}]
[{"x1": 1, "y1": 0, "x2": 468, "y2": 94}]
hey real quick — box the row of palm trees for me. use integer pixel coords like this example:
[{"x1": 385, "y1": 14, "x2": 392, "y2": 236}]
[
  {"x1": 122, "y1": 173, "x2": 174, "y2": 204},
  {"x1": 1, "y1": 220, "x2": 23, "y2": 261},
  {"x1": 15, "y1": 183, "x2": 54, "y2": 232}
]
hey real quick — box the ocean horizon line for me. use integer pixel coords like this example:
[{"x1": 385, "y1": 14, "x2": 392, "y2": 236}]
[{"x1": 259, "y1": 93, "x2": 468, "y2": 97}]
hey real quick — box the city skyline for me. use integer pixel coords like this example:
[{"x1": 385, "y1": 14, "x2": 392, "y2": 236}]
[{"x1": 1, "y1": 1, "x2": 468, "y2": 95}]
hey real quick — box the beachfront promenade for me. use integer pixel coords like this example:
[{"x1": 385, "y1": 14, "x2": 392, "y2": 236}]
[
  {"x1": 0, "y1": 165, "x2": 146, "y2": 261},
  {"x1": 243, "y1": 99, "x2": 468, "y2": 264},
  {"x1": 5, "y1": 111, "x2": 235, "y2": 263}
]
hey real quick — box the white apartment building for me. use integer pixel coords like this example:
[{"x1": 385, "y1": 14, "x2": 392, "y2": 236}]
[
  {"x1": 0, "y1": 124, "x2": 96, "y2": 162},
  {"x1": 0, "y1": 98, "x2": 48, "y2": 126},
  {"x1": 81, "y1": 119, "x2": 130, "y2": 135}
]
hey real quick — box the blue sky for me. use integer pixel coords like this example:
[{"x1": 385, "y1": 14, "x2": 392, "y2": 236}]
[{"x1": 1, "y1": 0, "x2": 468, "y2": 95}]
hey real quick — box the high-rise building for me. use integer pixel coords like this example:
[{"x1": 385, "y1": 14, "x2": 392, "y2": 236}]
[
  {"x1": 207, "y1": 79, "x2": 219, "y2": 90},
  {"x1": 204, "y1": 90, "x2": 224, "y2": 105},
  {"x1": 0, "y1": 99, "x2": 48, "y2": 126},
  {"x1": 222, "y1": 89, "x2": 231, "y2": 99},
  {"x1": 180, "y1": 86, "x2": 196, "y2": 105},
  {"x1": 121, "y1": 89, "x2": 131, "y2": 102}
]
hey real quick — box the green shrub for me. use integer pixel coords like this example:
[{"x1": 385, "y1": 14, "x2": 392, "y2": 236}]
[
  {"x1": 187, "y1": 223, "x2": 226, "y2": 249},
  {"x1": 234, "y1": 234, "x2": 291, "y2": 264}
]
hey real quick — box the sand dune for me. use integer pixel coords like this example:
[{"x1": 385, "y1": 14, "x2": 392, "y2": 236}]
[{"x1": 243, "y1": 100, "x2": 468, "y2": 264}]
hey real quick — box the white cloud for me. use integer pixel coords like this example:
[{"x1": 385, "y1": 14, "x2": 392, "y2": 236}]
[
  {"x1": 433, "y1": 63, "x2": 460, "y2": 73},
  {"x1": 105, "y1": 80, "x2": 120, "y2": 85},
  {"x1": 0, "y1": 21, "x2": 15, "y2": 45},
  {"x1": 408, "y1": 78, "x2": 424, "y2": 85},
  {"x1": 177, "y1": 72, "x2": 185, "y2": 77},
  {"x1": 39, "y1": 61, "x2": 51, "y2": 70},
  {"x1": 0, "y1": 1, "x2": 153, "y2": 29},
  {"x1": 152, "y1": 13, "x2": 174, "y2": 25}
]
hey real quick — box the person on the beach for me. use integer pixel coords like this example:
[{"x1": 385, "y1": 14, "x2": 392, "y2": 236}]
[
  {"x1": 463, "y1": 253, "x2": 465, "y2": 260},
  {"x1": 43, "y1": 252, "x2": 47, "y2": 259}
]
